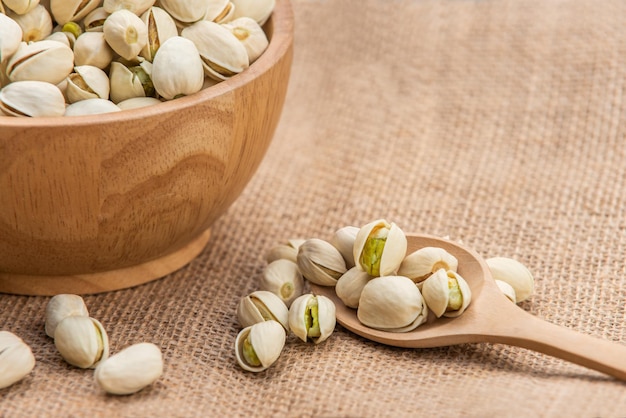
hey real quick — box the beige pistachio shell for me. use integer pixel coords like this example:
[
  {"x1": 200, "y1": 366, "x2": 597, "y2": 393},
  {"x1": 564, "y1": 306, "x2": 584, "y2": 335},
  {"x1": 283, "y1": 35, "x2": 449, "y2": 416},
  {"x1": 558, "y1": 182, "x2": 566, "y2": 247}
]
[
  {"x1": 0, "y1": 14, "x2": 23, "y2": 63},
  {"x1": 50, "y1": 0, "x2": 100, "y2": 25},
  {"x1": 495, "y1": 279, "x2": 517, "y2": 303},
  {"x1": 231, "y1": 0, "x2": 275, "y2": 26},
  {"x1": 181, "y1": 20, "x2": 249, "y2": 81},
  {"x1": 45, "y1": 30, "x2": 72, "y2": 47},
  {"x1": 0, "y1": 331, "x2": 36, "y2": 390},
  {"x1": 103, "y1": 0, "x2": 156, "y2": 16},
  {"x1": 0, "y1": 80, "x2": 66, "y2": 117},
  {"x1": 357, "y1": 275, "x2": 427, "y2": 332},
  {"x1": 398, "y1": 246, "x2": 459, "y2": 285},
  {"x1": 139, "y1": 6, "x2": 178, "y2": 61},
  {"x1": 223, "y1": 17, "x2": 268, "y2": 63},
  {"x1": 54, "y1": 316, "x2": 109, "y2": 369},
  {"x1": 421, "y1": 269, "x2": 471, "y2": 318},
  {"x1": 117, "y1": 96, "x2": 161, "y2": 109},
  {"x1": 151, "y1": 36, "x2": 204, "y2": 100},
  {"x1": 335, "y1": 267, "x2": 372, "y2": 309},
  {"x1": 109, "y1": 60, "x2": 152, "y2": 103},
  {"x1": 3, "y1": 0, "x2": 39, "y2": 15},
  {"x1": 330, "y1": 225, "x2": 359, "y2": 269},
  {"x1": 7, "y1": 40, "x2": 74, "y2": 84},
  {"x1": 73, "y1": 32, "x2": 116, "y2": 69},
  {"x1": 204, "y1": 0, "x2": 234, "y2": 23},
  {"x1": 288, "y1": 294, "x2": 336, "y2": 344},
  {"x1": 103, "y1": 9, "x2": 148, "y2": 60},
  {"x1": 235, "y1": 320, "x2": 285, "y2": 372},
  {"x1": 158, "y1": 0, "x2": 209, "y2": 23},
  {"x1": 486, "y1": 257, "x2": 534, "y2": 303},
  {"x1": 45, "y1": 294, "x2": 90, "y2": 338},
  {"x1": 95, "y1": 342, "x2": 163, "y2": 395},
  {"x1": 66, "y1": 65, "x2": 110, "y2": 102},
  {"x1": 8, "y1": 5, "x2": 52, "y2": 42},
  {"x1": 353, "y1": 219, "x2": 408, "y2": 277},
  {"x1": 83, "y1": 7, "x2": 110, "y2": 32},
  {"x1": 236, "y1": 290, "x2": 289, "y2": 332},
  {"x1": 264, "y1": 239, "x2": 305, "y2": 264},
  {"x1": 296, "y1": 238, "x2": 347, "y2": 286},
  {"x1": 260, "y1": 259, "x2": 304, "y2": 307},
  {"x1": 64, "y1": 98, "x2": 121, "y2": 116}
]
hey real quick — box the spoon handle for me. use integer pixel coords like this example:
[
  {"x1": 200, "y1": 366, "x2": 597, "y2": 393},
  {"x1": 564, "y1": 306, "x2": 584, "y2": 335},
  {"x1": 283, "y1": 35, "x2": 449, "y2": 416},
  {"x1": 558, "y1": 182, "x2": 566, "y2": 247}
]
[{"x1": 483, "y1": 301, "x2": 626, "y2": 380}]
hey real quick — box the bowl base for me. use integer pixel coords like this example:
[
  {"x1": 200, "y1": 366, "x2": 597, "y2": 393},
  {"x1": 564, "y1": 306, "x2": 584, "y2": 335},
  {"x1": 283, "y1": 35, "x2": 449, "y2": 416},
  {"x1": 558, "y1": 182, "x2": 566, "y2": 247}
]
[{"x1": 0, "y1": 228, "x2": 211, "y2": 296}]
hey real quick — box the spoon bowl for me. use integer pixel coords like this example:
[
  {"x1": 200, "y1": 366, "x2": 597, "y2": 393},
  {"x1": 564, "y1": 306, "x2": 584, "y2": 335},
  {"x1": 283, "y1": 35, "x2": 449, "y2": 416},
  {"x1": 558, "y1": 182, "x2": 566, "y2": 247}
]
[{"x1": 311, "y1": 234, "x2": 626, "y2": 380}]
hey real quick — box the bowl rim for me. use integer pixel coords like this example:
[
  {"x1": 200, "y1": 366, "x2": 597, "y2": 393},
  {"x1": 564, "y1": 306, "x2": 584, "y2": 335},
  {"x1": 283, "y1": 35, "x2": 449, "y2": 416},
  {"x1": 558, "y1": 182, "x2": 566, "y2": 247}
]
[{"x1": 0, "y1": 0, "x2": 294, "y2": 128}]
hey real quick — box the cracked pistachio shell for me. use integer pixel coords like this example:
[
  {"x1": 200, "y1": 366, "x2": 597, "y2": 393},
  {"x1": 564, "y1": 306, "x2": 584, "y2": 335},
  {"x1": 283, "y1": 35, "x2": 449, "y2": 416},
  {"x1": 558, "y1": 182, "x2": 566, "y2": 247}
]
[
  {"x1": 151, "y1": 36, "x2": 204, "y2": 100},
  {"x1": 398, "y1": 246, "x2": 459, "y2": 285},
  {"x1": 103, "y1": 0, "x2": 155, "y2": 16},
  {"x1": 109, "y1": 60, "x2": 153, "y2": 103},
  {"x1": 181, "y1": 20, "x2": 249, "y2": 81},
  {"x1": 421, "y1": 269, "x2": 471, "y2": 318},
  {"x1": 83, "y1": 7, "x2": 110, "y2": 32},
  {"x1": 73, "y1": 32, "x2": 115, "y2": 69},
  {"x1": 260, "y1": 259, "x2": 304, "y2": 307},
  {"x1": 103, "y1": 9, "x2": 148, "y2": 60},
  {"x1": 54, "y1": 316, "x2": 109, "y2": 369},
  {"x1": 495, "y1": 279, "x2": 517, "y2": 303},
  {"x1": 66, "y1": 65, "x2": 110, "y2": 102},
  {"x1": 236, "y1": 290, "x2": 289, "y2": 332},
  {"x1": 335, "y1": 267, "x2": 372, "y2": 309},
  {"x1": 288, "y1": 294, "x2": 336, "y2": 344},
  {"x1": 296, "y1": 238, "x2": 347, "y2": 286},
  {"x1": 50, "y1": 0, "x2": 100, "y2": 25},
  {"x1": 0, "y1": 80, "x2": 65, "y2": 117},
  {"x1": 486, "y1": 257, "x2": 534, "y2": 303},
  {"x1": 223, "y1": 17, "x2": 268, "y2": 63},
  {"x1": 117, "y1": 96, "x2": 161, "y2": 109},
  {"x1": 330, "y1": 225, "x2": 359, "y2": 269},
  {"x1": 45, "y1": 294, "x2": 89, "y2": 338},
  {"x1": 357, "y1": 275, "x2": 428, "y2": 332},
  {"x1": 204, "y1": 0, "x2": 234, "y2": 23},
  {"x1": 353, "y1": 219, "x2": 408, "y2": 277},
  {"x1": 95, "y1": 342, "x2": 163, "y2": 395},
  {"x1": 3, "y1": 0, "x2": 39, "y2": 15},
  {"x1": 265, "y1": 239, "x2": 305, "y2": 264},
  {"x1": 64, "y1": 98, "x2": 121, "y2": 116},
  {"x1": 8, "y1": 5, "x2": 52, "y2": 42},
  {"x1": 231, "y1": 0, "x2": 275, "y2": 26},
  {"x1": 235, "y1": 320, "x2": 285, "y2": 372},
  {"x1": 0, "y1": 331, "x2": 36, "y2": 389},
  {"x1": 7, "y1": 40, "x2": 74, "y2": 84},
  {"x1": 0, "y1": 14, "x2": 23, "y2": 63},
  {"x1": 159, "y1": 0, "x2": 208, "y2": 23},
  {"x1": 139, "y1": 6, "x2": 178, "y2": 62}
]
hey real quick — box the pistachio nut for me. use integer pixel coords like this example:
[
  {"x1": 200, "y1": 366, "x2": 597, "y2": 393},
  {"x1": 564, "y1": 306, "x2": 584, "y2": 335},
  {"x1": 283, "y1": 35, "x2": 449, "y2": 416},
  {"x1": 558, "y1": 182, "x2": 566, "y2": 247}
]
[
  {"x1": 236, "y1": 290, "x2": 289, "y2": 332},
  {"x1": 421, "y1": 269, "x2": 471, "y2": 318},
  {"x1": 398, "y1": 246, "x2": 459, "y2": 285},
  {"x1": 0, "y1": 331, "x2": 36, "y2": 390},
  {"x1": 181, "y1": 20, "x2": 249, "y2": 81},
  {"x1": 288, "y1": 293, "x2": 336, "y2": 344},
  {"x1": 94, "y1": 342, "x2": 163, "y2": 395},
  {"x1": 139, "y1": 6, "x2": 178, "y2": 62},
  {"x1": 264, "y1": 239, "x2": 305, "y2": 264},
  {"x1": 117, "y1": 96, "x2": 161, "y2": 109},
  {"x1": 495, "y1": 279, "x2": 516, "y2": 303},
  {"x1": 335, "y1": 266, "x2": 372, "y2": 309},
  {"x1": 357, "y1": 275, "x2": 428, "y2": 332},
  {"x1": 66, "y1": 65, "x2": 110, "y2": 102},
  {"x1": 64, "y1": 98, "x2": 122, "y2": 116},
  {"x1": 3, "y1": 0, "x2": 39, "y2": 15},
  {"x1": 486, "y1": 257, "x2": 534, "y2": 303},
  {"x1": 330, "y1": 225, "x2": 359, "y2": 269},
  {"x1": 0, "y1": 80, "x2": 66, "y2": 117},
  {"x1": 223, "y1": 17, "x2": 268, "y2": 63},
  {"x1": 260, "y1": 259, "x2": 304, "y2": 307},
  {"x1": 73, "y1": 32, "x2": 116, "y2": 69},
  {"x1": 235, "y1": 320, "x2": 285, "y2": 372},
  {"x1": 296, "y1": 238, "x2": 347, "y2": 286},
  {"x1": 50, "y1": 0, "x2": 100, "y2": 25},
  {"x1": 158, "y1": 0, "x2": 209, "y2": 24},
  {"x1": 54, "y1": 316, "x2": 109, "y2": 369},
  {"x1": 45, "y1": 30, "x2": 72, "y2": 47},
  {"x1": 151, "y1": 36, "x2": 204, "y2": 100},
  {"x1": 204, "y1": 0, "x2": 234, "y2": 24},
  {"x1": 8, "y1": 5, "x2": 52, "y2": 42},
  {"x1": 103, "y1": 0, "x2": 156, "y2": 16},
  {"x1": 353, "y1": 219, "x2": 408, "y2": 277},
  {"x1": 109, "y1": 60, "x2": 154, "y2": 103},
  {"x1": 83, "y1": 7, "x2": 110, "y2": 32},
  {"x1": 7, "y1": 40, "x2": 74, "y2": 84},
  {"x1": 231, "y1": 0, "x2": 275, "y2": 26},
  {"x1": 45, "y1": 294, "x2": 90, "y2": 338},
  {"x1": 0, "y1": 14, "x2": 23, "y2": 63},
  {"x1": 103, "y1": 9, "x2": 149, "y2": 60}
]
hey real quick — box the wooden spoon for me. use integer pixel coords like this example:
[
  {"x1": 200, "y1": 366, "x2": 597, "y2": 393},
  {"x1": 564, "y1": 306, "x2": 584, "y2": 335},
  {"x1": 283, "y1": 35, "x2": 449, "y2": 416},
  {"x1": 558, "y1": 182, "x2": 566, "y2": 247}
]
[{"x1": 310, "y1": 234, "x2": 626, "y2": 381}]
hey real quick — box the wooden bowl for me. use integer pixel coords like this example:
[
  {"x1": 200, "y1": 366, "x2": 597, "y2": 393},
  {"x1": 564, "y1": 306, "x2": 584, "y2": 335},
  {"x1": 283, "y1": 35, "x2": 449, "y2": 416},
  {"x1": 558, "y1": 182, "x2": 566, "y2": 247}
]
[{"x1": 0, "y1": 1, "x2": 294, "y2": 295}]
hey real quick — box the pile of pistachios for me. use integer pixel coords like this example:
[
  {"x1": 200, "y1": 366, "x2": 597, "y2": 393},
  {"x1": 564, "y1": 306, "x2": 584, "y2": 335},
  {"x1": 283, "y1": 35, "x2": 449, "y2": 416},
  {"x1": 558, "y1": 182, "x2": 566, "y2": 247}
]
[
  {"x1": 236, "y1": 219, "x2": 535, "y2": 372},
  {"x1": 0, "y1": 0, "x2": 274, "y2": 117}
]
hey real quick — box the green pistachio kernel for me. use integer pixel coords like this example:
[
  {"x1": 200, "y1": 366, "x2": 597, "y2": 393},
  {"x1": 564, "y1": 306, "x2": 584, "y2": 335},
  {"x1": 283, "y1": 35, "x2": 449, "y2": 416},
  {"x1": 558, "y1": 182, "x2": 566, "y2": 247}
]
[
  {"x1": 446, "y1": 274, "x2": 463, "y2": 311},
  {"x1": 130, "y1": 66, "x2": 155, "y2": 97},
  {"x1": 242, "y1": 337, "x2": 261, "y2": 367},
  {"x1": 360, "y1": 226, "x2": 388, "y2": 276},
  {"x1": 304, "y1": 297, "x2": 321, "y2": 338},
  {"x1": 62, "y1": 22, "x2": 82, "y2": 39}
]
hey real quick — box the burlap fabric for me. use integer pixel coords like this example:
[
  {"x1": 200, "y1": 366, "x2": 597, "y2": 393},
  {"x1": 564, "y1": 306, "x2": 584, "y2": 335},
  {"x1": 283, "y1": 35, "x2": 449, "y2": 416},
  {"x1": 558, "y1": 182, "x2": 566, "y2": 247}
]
[{"x1": 2, "y1": 0, "x2": 626, "y2": 416}]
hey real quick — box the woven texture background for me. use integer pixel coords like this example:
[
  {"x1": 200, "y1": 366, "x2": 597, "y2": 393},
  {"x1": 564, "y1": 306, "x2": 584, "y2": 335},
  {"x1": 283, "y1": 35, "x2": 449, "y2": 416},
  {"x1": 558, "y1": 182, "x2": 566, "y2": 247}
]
[{"x1": 3, "y1": 0, "x2": 626, "y2": 416}]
